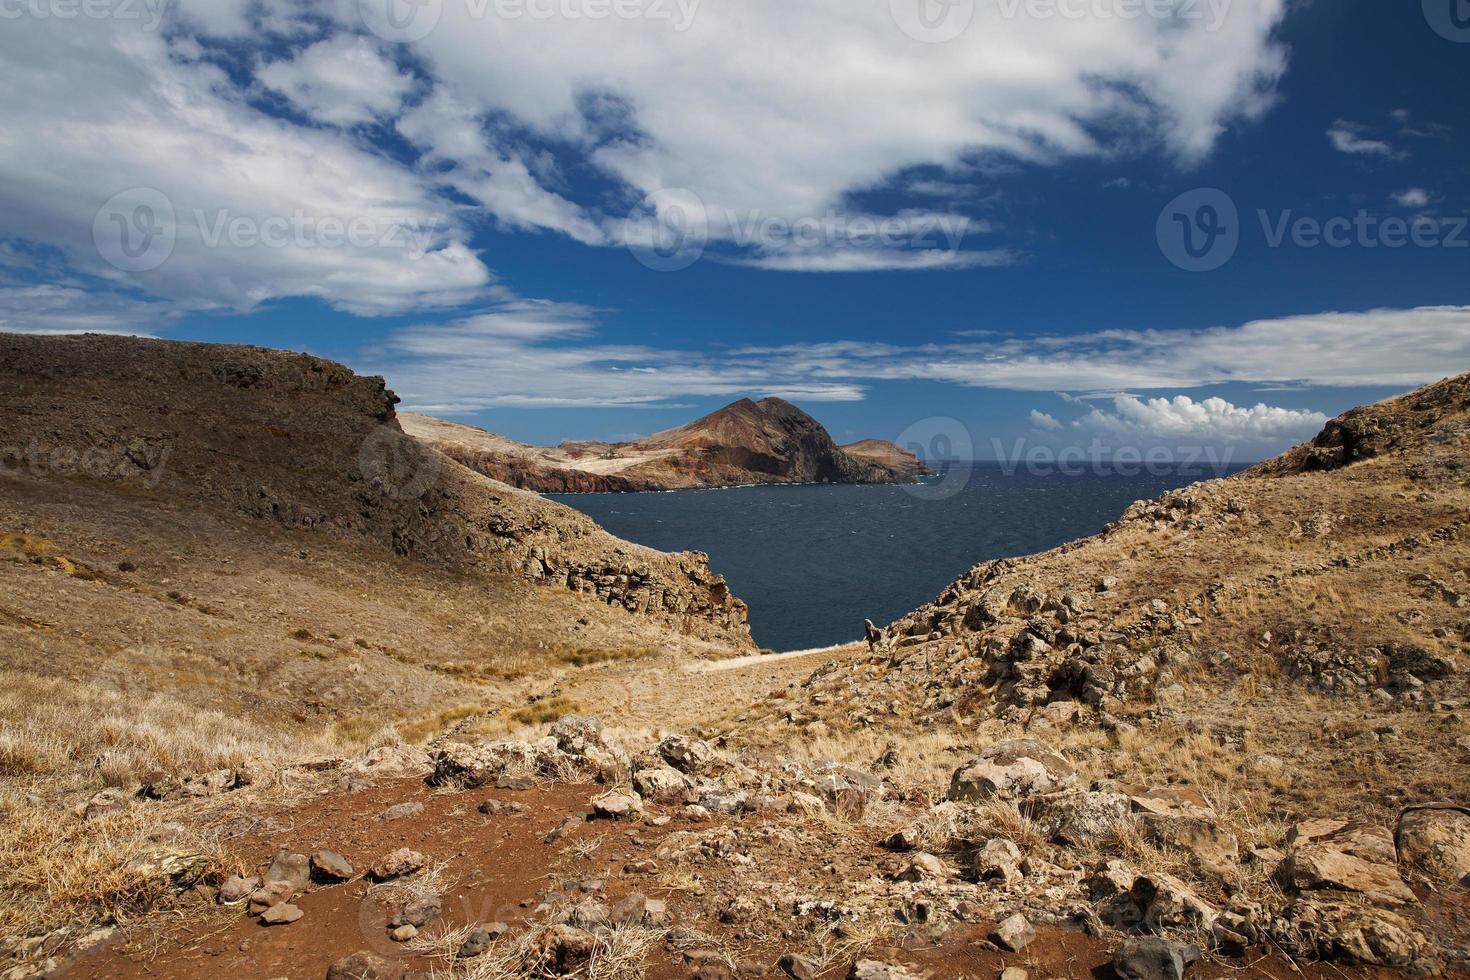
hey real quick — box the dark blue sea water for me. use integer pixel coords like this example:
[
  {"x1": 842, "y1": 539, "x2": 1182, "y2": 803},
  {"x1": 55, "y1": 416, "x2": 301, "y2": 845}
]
[{"x1": 549, "y1": 464, "x2": 1239, "y2": 652}]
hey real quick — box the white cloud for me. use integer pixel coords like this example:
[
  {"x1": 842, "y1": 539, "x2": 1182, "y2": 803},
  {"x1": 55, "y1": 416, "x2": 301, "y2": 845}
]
[
  {"x1": 0, "y1": 285, "x2": 169, "y2": 335},
  {"x1": 404, "y1": 0, "x2": 1287, "y2": 237},
  {"x1": 1070, "y1": 394, "x2": 1327, "y2": 440},
  {"x1": 0, "y1": 18, "x2": 490, "y2": 318},
  {"x1": 1391, "y1": 188, "x2": 1430, "y2": 208},
  {"x1": 1327, "y1": 120, "x2": 1394, "y2": 157},
  {"x1": 1029, "y1": 410, "x2": 1063, "y2": 431},
  {"x1": 365, "y1": 304, "x2": 1470, "y2": 412},
  {"x1": 257, "y1": 35, "x2": 417, "y2": 126}
]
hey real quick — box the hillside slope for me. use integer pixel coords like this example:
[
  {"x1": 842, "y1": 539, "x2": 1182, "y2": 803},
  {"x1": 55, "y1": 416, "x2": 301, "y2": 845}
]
[{"x1": 401, "y1": 397, "x2": 925, "y2": 493}]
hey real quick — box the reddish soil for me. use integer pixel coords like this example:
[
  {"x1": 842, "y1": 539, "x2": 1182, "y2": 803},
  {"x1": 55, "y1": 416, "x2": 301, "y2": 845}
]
[{"x1": 61, "y1": 777, "x2": 1416, "y2": 980}]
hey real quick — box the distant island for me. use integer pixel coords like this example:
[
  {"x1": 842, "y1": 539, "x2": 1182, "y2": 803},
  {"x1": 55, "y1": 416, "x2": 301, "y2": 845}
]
[{"x1": 400, "y1": 397, "x2": 927, "y2": 493}]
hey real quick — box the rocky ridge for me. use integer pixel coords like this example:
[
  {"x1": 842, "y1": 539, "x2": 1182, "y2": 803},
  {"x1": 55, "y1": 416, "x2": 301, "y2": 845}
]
[
  {"x1": 0, "y1": 333, "x2": 750, "y2": 642},
  {"x1": 401, "y1": 397, "x2": 926, "y2": 494}
]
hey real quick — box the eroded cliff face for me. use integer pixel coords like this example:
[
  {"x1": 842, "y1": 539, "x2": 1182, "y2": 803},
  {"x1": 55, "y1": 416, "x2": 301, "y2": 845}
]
[{"x1": 0, "y1": 333, "x2": 750, "y2": 644}]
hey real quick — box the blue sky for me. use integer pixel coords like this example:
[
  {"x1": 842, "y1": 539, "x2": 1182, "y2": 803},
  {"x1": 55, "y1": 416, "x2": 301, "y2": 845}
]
[{"x1": 1, "y1": 0, "x2": 1467, "y2": 461}]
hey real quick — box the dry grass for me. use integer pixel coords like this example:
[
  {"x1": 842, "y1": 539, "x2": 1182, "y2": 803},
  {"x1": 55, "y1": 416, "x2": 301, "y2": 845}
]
[
  {"x1": 557, "y1": 647, "x2": 658, "y2": 669},
  {"x1": 510, "y1": 697, "x2": 582, "y2": 727}
]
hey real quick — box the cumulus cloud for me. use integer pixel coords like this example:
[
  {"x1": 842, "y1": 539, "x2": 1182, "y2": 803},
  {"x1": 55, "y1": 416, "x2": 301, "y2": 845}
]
[
  {"x1": 1070, "y1": 394, "x2": 1327, "y2": 440},
  {"x1": 257, "y1": 35, "x2": 417, "y2": 126},
  {"x1": 1029, "y1": 410, "x2": 1063, "y2": 431}
]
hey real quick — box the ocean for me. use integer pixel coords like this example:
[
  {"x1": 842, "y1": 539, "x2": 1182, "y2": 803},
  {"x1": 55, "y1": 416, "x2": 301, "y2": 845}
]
[{"x1": 548, "y1": 463, "x2": 1240, "y2": 651}]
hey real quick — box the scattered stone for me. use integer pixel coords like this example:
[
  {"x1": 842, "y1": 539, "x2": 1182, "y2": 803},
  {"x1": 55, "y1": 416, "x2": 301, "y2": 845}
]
[
  {"x1": 80, "y1": 788, "x2": 127, "y2": 822},
  {"x1": 218, "y1": 875, "x2": 260, "y2": 906},
  {"x1": 644, "y1": 898, "x2": 672, "y2": 926},
  {"x1": 991, "y1": 913, "x2": 1035, "y2": 952},
  {"x1": 325, "y1": 951, "x2": 401, "y2": 980},
  {"x1": 379, "y1": 801, "x2": 424, "y2": 821},
  {"x1": 1396, "y1": 805, "x2": 1470, "y2": 888},
  {"x1": 632, "y1": 764, "x2": 692, "y2": 802},
  {"x1": 779, "y1": 952, "x2": 820, "y2": 979},
  {"x1": 975, "y1": 838, "x2": 1023, "y2": 884},
  {"x1": 657, "y1": 734, "x2": 714, "y2": 773},
  {"x1": 389, "y1": 924, "x2": 417, "y2": 943},
  {"x1": 390, "y1": 895, "x2": 442, "y2": 928},
  {"x1": 1275, "y1": 899, "x2": 1428, "y2": 968},
  {"x1": 369, "y1": 848, "x2": 427, "y2": 881},
  {"x1": 894, "y1": 852, "x2": 946, "y2": 882},
  {"x1": 849, "y1": 961, "x2": 924, "y2": 980},
  {"x1": 591, "y1": 789, "x2": 643, "y2": 820},
  {"x1": 258, "y1": 903, "x2": 302, "y2": 926},
  {"x1": 248, "y1": 880, "x2": 295, "y2": 914},
  {"x1": 457, "y1": 923, "x2": 509, "y2": 958},
  {"x1": 948, "y1": 740, "x2": 1076, "y2": 802},
  {"x1": 999, "y1": 969, "x2": 1028, "y2": 980},
  {"x1": 310, "y1": 851, "x2": 353, "y2": 882},
  {"x1": 265, "y1": 852, "x2": 310, "y2": 893},
  {"x1": 1112, "y1": 937, "x2": 1201, "y2": 980},
  {"x1": 478, "y1": 798, "x2": 526, "y2": 815},
  {"x1": 609, "y1": 892, "x2": 648, "y2": 927}
]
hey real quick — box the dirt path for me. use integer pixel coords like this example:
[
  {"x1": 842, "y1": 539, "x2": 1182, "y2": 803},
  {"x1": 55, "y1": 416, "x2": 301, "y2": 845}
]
[{"x1": 682, "y1": 642, "x2": 863, "y2": 674}]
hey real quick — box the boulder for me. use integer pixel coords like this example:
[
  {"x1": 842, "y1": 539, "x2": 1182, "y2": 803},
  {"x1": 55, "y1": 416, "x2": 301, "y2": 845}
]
[
  {"x1": 1128, "y1": 788, "x2": 1238, "y2": 875},
  {"x1": 1276, "y1": 822, "x2": 1415, "y2": 908},
  {"x1": 893, "y1": 853, "x2": 946, "y2": 882},
  {"x1": 657, "y1": 734, "x2": 714, "y2": 773},
  {"x1": 632, "y1": 765, "x2": 692, "y2": 802},
  {"x1": 1275, "y1": 899, "x2": 1428, "y2": 968},
  {"x1": 551, "y1": 715, "x2": 609, "y2": 756},
  {"x1": 591, "y1": 789, "x2": 643, "y2": 820},
  {"x1": 1025, "y1": 790, "x2": 1131, "y2": 845},
  {"x1": 390, "y1": 894, "x2": 442, "y2": 928},
  {"x1": 310, "y1": 850, "x2": 353, "y2": 882},
  {"x1": 991, "y1": 913, "x2": 1035, "y2": 952},
  {"x1": 259, "y1": 903, "x2": 302, "y2": 926},
  {"x1": 974, "y1": 838, "x2": 1023, "y2": 884},
  {"x1": 457, "y1": 922, "x2": 509, "y2": 958},
  {"x1": 779, "y1": 953, "x2": 820, "y2": 979},
  {"x1": 523, "y1": 924, "x2": 597, "y2": 975},
  {"x1": 369, "y1": 848, "x2": 427, "y2": 881},
  {"x1": 948, "y1": 740, "x2": 1076, "y2": 802},
  {"x1": 248, "y1": 880, "x2": 295, "y2": 914},
  {"x1": 431, "y1": 739, "x2": 537, "y2": 789},
  {"x1": 325, "y1": 951, "x2": 401, "y2": 980},
  {"x1": 1396, "y1": 805, "x2": 1470, "y2": 888},
  {"x1": 378, "y1": 801, "x2": 424, "y2": 821},
  {"x1": 265, "y1": 852, "x2": 310, "y2": 893},
  {"x1": 1112, "y1": 937, "x2": 1201, "y2": 980}
]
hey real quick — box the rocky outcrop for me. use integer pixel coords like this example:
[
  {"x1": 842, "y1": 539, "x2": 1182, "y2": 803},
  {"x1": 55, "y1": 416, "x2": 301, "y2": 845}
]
[
  {"x1": 0, "y1": 333, "x2": 750, "y2": 644},
  {"x1": 401, "y1": 398, "x2": 926, "y2": 493}
]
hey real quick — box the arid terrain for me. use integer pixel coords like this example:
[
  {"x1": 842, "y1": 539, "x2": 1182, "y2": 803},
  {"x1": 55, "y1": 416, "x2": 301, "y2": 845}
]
[
  {"x1": 400, "y1": 399, "x2": 926, "y2": 494},
  {"x1": 1, "y1": 334, "x2": 1468, "y2": 980}
]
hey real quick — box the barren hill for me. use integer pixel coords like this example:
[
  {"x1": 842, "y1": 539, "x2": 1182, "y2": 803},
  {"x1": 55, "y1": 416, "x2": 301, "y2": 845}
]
[
  {"x1": 6, "y1": 349, "x2": 1470, "y2": 980},
  {"x1": 400, "y1": 397, "x2": 924, "y2": 493}
]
